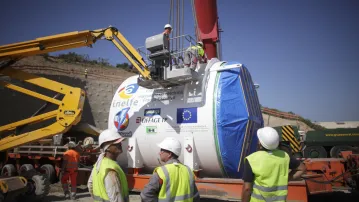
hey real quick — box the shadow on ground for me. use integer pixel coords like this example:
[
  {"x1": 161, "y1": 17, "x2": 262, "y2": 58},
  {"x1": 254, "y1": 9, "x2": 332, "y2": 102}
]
[{"x1": 308, "y1": 191, "x2": 359, "y2": 202}]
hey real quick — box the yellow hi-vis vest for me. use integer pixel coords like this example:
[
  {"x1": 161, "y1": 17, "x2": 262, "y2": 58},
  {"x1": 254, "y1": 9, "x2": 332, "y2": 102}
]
[
  {"x1": 245, "y1": 150, "x2": 290, "y2": 202},
  {"x1": 92, "y1": 157, "x2": 129, "y2": 202},
  {"x1": 190, "y1": 45, "x2": 205, "y2": 57},
  {"x1": 154, "y1": 162, "x2": 196, "y2": 202}
]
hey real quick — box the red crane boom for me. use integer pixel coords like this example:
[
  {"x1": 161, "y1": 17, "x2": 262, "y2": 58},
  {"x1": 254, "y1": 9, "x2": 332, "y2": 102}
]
[{"x1": 194, "y1": 0, "x2": 221, "y2": 60}]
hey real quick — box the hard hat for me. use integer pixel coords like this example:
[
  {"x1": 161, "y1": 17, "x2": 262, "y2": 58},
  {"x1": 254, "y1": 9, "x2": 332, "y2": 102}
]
[
  {"x1": 197, "y1": 41, "x2": 204, "y2": 47},
  {"x1": 164, "y1": 24, "x2": 172, "y2": 29},
  {"x1": 96, "y1": 129, "x2": 126, "y2": 151},
  {"x1": 257, "y1": 127, "x2": 279, "y2": 150},
  {"x1": 67, "y1": 141, "x2": 77, "y2": 149},
  {"x1": 157, "y1": 137, "x2": 181, "y2": 157}
]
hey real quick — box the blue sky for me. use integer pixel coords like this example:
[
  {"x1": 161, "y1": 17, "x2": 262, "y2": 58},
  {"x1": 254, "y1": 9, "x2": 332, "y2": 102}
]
[{"x1": 1, "y1": 0, "x2": 358, "y2": 122}]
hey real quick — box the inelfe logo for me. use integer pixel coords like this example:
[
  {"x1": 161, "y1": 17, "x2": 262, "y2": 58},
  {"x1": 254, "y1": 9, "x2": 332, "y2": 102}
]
[{"x1": 118, "y1": 84, "x2": 139, "y2": 99}]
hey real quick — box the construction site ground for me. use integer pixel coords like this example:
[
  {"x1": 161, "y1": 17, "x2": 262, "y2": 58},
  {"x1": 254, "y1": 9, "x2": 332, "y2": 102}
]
[
  {"x1": 41, "y1": 182, "x2": 359, "y2": 202},
  {"x1": 45, "y1": 182, "x2": 224, "y2": 202}
]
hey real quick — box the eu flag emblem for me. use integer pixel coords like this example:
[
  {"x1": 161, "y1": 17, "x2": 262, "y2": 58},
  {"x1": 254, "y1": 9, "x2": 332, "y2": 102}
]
[{"x1": 177, "y1": 107, "x2": 197, "y2": 124}]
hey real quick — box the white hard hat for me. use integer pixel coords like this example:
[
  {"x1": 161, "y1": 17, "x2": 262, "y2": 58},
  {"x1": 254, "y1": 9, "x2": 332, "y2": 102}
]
[
  {"x1": 164, "y1": 24, "x2": 172, "y2": 29},
  {"x1": 157, "y1": 137, "x2": 181, "y2": 157},
  {"x1": 197, "y1": 41, "x2": 203, "y2": 47},
  {"x1": 67, "y1": 141, "x2": 77, "y2": 149},
  {"x1": 96, "y1": 129, "x2": 125, "y2": 151},
  {"x1": 257, "y1": 127, "x2": 279, "y2": 150}
]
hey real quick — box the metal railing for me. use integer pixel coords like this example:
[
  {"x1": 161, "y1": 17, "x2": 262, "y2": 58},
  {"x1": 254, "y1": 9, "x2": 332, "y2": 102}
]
[{"x1": 136, "y1": 34, "x2": 199, "y2": 66}]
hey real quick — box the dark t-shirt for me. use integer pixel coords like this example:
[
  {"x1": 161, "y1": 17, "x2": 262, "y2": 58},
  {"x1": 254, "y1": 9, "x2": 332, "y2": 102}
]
[{"x1": 242, "y1": 151, "x2": 301, "y2": 182}]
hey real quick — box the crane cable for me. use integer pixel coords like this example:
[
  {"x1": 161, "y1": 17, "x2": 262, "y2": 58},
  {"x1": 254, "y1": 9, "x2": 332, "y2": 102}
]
[
  {"x1": 182, "y1": 0, "x2": 184, "y2": 51},
  {"x1": 168, "y1": 0, "x2": 185, "y2": 55},
  {"x1": 176, "y1": 0, "x2": 179, "y2": 52},
  {"x1": 168, "y1": 0, "x2": 187, "y2": 61}
]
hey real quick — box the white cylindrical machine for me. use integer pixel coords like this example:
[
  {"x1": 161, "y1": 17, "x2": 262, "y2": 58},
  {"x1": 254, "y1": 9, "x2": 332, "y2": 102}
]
[{"x1": 108, "y1": 59, "x2": 263, "y2": 178}]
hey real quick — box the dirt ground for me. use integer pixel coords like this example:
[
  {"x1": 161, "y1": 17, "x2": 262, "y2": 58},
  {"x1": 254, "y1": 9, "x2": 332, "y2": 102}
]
[
  {"x1": 44, "y1": 183, "x2": 229, "y2": 202},
  {"x1": 43, "y1": 182, "x2": 359, "y2": 202},
  {"x1": 44, "y1": 183, "x2": 142, "y2": 202}
]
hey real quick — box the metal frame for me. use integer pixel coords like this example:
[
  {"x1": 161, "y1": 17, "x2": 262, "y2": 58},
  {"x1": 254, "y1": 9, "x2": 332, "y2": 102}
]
[{"x1": 125, "y1": 168, "x2": 308, "y2": 201}]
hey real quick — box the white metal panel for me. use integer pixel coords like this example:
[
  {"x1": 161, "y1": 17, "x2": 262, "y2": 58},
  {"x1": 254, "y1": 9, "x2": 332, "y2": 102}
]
[{"x1": 108, "y1": 60, "x2": 226, "y2": 177}]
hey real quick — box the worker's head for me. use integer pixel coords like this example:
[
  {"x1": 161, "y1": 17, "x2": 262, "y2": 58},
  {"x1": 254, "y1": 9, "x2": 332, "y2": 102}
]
[
  {"x1": 257, "y1": 127, "x2": 279, "y2": 150},
  {"x1": 164, "y1": 24, "x2": 172, "y2": 34},
  {"x1": 157, "y1": 137, "x2": 181, "y2": 162},
  {"x1": 67, "y1": 141, "x2": 77, "y2": 149},
  {"x1": 197, "y1": 41, "x2": 204, "y2": 47},
  {"x1": 98, "y1": 129, "x2": 126, "y2": 159}
]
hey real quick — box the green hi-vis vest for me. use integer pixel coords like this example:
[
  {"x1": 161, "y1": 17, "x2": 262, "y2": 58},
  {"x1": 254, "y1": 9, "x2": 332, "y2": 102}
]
[
  {"x1": 246, "y1": 150, "x2": 290, "y2": 202},
  {"x1": 92, "y1": 157, "x2": 129, "y2": 202},
  {"x1": 154, "y1": 163, "x2": 196, "y2": 202},
  {"x1": 190, "y1": 45, "x2": 205, "y2": 57}
]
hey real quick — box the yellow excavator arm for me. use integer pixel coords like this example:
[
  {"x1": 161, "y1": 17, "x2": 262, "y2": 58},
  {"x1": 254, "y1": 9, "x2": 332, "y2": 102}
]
[{"x1": 0, "y1": 27, "x2": 150, "y2": 151}]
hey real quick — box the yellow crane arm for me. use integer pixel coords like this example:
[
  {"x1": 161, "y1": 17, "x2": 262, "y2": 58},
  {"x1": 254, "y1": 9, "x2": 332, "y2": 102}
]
[
  {"x1": 0, "y1": 67, "x2": 85, "y2": 151},
  {"x1": 0, "y1": 26, "x2": 151, "y2": 79},
  {"x1": 0, "y1": 26, "x2": 151, "y2": 151}
]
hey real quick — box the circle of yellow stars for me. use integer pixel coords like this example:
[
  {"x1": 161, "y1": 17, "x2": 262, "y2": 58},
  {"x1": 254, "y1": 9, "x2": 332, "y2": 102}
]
[{"x1": 182, "y1": 110, "x2": 192, "y2": 121}]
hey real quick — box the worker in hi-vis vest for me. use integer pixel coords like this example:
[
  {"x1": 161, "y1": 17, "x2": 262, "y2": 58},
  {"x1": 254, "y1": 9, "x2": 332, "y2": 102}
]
[
  {"x1": 183, "y1": 41, "x2": 205, "y2": 69},
  {"x1": 242, "y1": 127, "x2": 306, "y2": 202},
  {"x1": 61, "y1": 141, "x2": 80, "y2": 200},
  {"x1": 87, "y1": 129, "x2": 129, "y2": 202},
  {"x1": 140, "y1": 137, "x2": 200, "y2": 202}
]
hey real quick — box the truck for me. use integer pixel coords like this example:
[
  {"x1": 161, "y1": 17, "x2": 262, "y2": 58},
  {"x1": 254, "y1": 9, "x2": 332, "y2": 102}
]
[
  {"x1": 303, "y1": 128, "x2": 359, "y2": 158},
  {"x1": 274, "y1": 125, "x2": 359, "y2": 158}
]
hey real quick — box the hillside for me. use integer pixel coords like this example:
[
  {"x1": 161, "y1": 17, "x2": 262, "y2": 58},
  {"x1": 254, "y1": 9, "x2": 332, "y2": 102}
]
[{"x1": 2, "y1": 54, "x2": 323, "y2": 132}]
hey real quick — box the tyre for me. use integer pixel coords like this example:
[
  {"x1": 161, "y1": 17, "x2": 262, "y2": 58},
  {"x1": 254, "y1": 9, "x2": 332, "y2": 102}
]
[
  {"x1": 22, "y1": 171, "x2": 50, "y2": 202},
  {"x1": 19, "y1": 164, "x2": 34, "y2": 176},
  {"x1": 330, "y1": 145, "x2": 352, "y2": 158},
  {"x1": 40, "y1": 164, "x2": 56, "y2": 183},
  {"x1": 1, "y1": 164, "x2": 16, "y2": 177},
  {"x1": 303, "y1": 146, "x2": 327, "y2": 158}
]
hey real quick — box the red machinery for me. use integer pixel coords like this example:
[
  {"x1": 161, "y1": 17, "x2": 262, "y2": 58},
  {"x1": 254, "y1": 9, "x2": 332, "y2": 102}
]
[
  {"x1": 193, "y1": 0, "x2": 221, "y2": 60},
  {"x1": 302, "y1": 151, "x2": 359, "y2": 195}
]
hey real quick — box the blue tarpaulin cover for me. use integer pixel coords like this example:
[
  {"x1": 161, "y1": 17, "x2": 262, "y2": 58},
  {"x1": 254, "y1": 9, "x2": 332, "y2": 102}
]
[{"x1": 215, "y1": 62, "x2": 263, "y2": 178}]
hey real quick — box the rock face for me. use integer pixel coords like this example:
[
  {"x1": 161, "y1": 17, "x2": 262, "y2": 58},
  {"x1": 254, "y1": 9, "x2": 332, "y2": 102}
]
[
  {"x1": 262, "y1": 114, "x2": 313, "y2": 132},
  {"x1": 1, "y1": 56, "x2": 313, "y2": 137},
  {"x1": 1, "y1": 56, "x2": 135, "y2": 133}
]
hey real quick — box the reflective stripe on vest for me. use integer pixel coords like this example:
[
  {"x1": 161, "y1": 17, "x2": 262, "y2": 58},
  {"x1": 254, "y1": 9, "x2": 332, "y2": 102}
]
[
  {"x1": 92, "y1": 157, "x2": 129, "y2": 202},
  {"x1": 246, "y1": 150, "x2": 290, "y2": 202},
  {"x1": 251, "y1": 193, "x2": 288, "y2": 202},
  {"x1": 155, "y1": 163, "x2": 195, "y2": 202}
]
